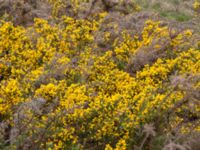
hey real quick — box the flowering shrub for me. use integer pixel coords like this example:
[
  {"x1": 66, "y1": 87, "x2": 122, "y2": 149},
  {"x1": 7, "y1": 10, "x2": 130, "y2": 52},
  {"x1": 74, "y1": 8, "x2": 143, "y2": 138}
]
[
  {"x1": 194, "y1": 0, "x2": 200, "y2": 14},
  {"x1": 0, "y1": 6, "x2": 200, "y2": 150}
]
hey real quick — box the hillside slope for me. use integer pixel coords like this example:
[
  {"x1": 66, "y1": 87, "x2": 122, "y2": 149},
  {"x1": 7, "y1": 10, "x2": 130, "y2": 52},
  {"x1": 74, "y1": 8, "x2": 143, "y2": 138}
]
[{"x1": 0, "y1": 0, "x2": 200, "y2": 150}]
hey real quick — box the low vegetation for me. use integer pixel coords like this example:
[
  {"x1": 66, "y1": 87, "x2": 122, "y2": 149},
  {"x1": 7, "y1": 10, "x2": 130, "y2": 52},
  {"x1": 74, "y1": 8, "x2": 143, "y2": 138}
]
[{"x1": 0, "y1": 0, "x2": 199, "y2": 149}]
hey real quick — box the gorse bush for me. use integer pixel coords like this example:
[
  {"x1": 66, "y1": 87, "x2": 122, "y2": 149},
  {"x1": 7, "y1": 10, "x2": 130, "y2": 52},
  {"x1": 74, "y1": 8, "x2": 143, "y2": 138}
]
[
  {"x1": 194, "y1": 0, "x2": 200, "y2": 13},
  {"x1": 0, "y1": 1, "x2": 200, "y2": 150},
  {"x1": 47, "y1": 0, "x2": 140, "y2": 18}
]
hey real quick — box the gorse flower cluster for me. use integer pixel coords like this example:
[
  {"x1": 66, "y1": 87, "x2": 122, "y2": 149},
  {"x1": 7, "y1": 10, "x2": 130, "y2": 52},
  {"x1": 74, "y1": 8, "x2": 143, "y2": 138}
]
[
  {"x1": 194, "y1": 0, "x2": 200, "y2": 14},
  {"x1": 0, "y1": 2, "x2": 200, "y2": 149}
]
